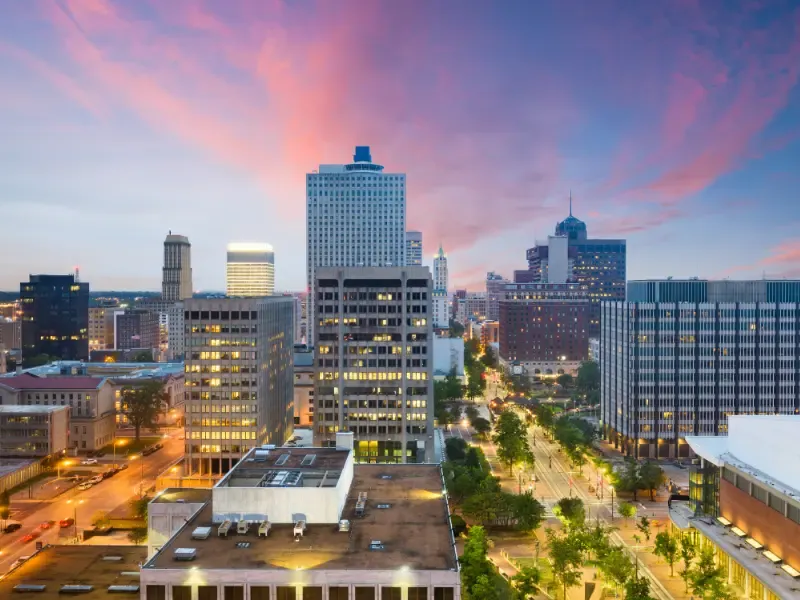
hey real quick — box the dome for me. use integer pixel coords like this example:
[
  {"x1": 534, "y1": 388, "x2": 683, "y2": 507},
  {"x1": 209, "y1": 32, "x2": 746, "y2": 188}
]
[{"x1": 554, "y1": 192, "x2": 588, "y2": 240}]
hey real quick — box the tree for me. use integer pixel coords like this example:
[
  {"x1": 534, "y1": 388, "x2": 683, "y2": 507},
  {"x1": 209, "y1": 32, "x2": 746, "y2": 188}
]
[
  {"x1": 598, "y1": 547, "x2": 634, "y2": 596},
  {"x1": 472, "y1": 417, "x2": 492, "y2": 440},
  {"x1": 636, "y1": 516, "x2": 652, "y2": 544},
  {"x1": 545, "y1": 528, "x2": 583, "y2": 600},
  {"x1": 131, "y1": 350, "x2": 153, "y2": 362},
  {"x1": 129, "y1": 496, "x2": 150, "y2": 520},
  {"x1": 513, "y1": 492, "x2": 545, "y2": 533},
  {"x1": 624, "y1": 575, "x2": 655, "y2": 600},
  {"x1": 470, "y1": 575, "x2": 501, "y2": 600},
  {"x1": 639, "y1": 461, "x2": 667, "y2": 501},
  {"x1": 575, "y1": 360, "x2": 600, "y2": 398},
  {"x1": 0, "y1": 490, "x2": 10, "y2": 528},
  {"x1": 689, "y1": 546, "x2": 731, "y2": 599},
  {"x1": 493, "y1": 410, "x2": 533, "y2": 475},
  {"x1": 449, "y1": 320, "x2": 465, "y2": 338},
  {"x1": 654, "y1": 531, "x2": 679, "y2": 577},
  {"x1": 512, "y1": 565, "x2": 541, "y2": 599},
  {"x1": 120, "y1": 381, "x2": 166, "y2": 441},
  {"x1": 556, "y1": 373, "x2": 574, "y2": 388},
  {"x1": 618, "y1": 501, "x2": 636, "y2": 523},
  {"x1": 460, "y1": 526, "x2": 496, "y2": 597},
  {"x1": 464, "y1": 405, "x2": 480, "y2": 423},
  {"x1": 554, "y1": 497, "x2": 586, "y2": 530},
  {"x1": 480, "y1": 346, "x2": 498, "y2": 369},
  {"x1": 679, "y1": 533, "x2": 697, "y2": 592},
  {"x1": 128, "y1": 527, "x2": 148, "y2": 545},
  {"x1": 533, "y1": 404, "x2": 555, "y2": 435},
  {"x1": 614, "y1": 457, "x2": 642, "y2": 501},
  {"x1": 445, "y1": 437, "x2": 468, "y2": 461}
]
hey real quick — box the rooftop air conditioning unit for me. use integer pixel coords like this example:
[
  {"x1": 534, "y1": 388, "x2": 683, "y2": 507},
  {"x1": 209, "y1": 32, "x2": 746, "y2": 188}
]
[{"x1": 174, "y1": 548, "x2": 197, "y2": 561}]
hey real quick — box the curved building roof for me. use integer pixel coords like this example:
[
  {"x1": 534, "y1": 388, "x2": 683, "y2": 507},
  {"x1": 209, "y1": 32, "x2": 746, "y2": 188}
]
[{"x1": 554, "y1": 192, "x2": 587, "y2": 241}]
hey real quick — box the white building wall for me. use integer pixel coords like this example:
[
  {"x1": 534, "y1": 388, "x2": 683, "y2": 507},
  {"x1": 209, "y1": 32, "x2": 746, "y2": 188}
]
[
  {"x1": 432, "y1": 291, "x2": 450, "y2": 328},
  {"x1": 546, "y1": 235, "x2": 570, "y2": 284},
  {"x1": 433, "y1": 337, "x2": 464, "y2": 379}
]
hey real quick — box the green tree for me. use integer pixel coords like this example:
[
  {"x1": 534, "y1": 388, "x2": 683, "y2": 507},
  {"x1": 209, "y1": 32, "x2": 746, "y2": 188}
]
[
  {"x1": 533, "y1": 404, "x2": 555, "y2": 435},
  {"x1": 480, "y1": 346, "x2": 498, "y2": 369},
  {"x1": 445, "y1": 437, "x2": 468, "y2": 461},
  {"x1": 472, "y1": 417, "x2": 492, "y2": 440},
  {"x1": 614, "y1": 457, "x2": 642, "y2": 501},
  {"x1": 679, "y1": 533, "x2": 697, "y2": 592},
  {"x1": 493, "y1": 410, "x2": 533, "y2": 475},
  {"x1": 618, "y1": 501, "x2": 636, "y2": 523},
  {"x1": 546, "y1": 528, "x2": 584, "y2": 600},
  {"x1": 119, "y1": 381, "x2": 166, "y2": 441},
  {"x1": 575, "y1": 360, "x2": 600, "y2": 398},
  {"x1": 598, "y1": 547, "x2": 634, "y2": 596},
  {"x1": 128, "y1": 527, "x2": 148, "y2": 545},
  {"x1": 131, "y1": 350, "x2": 153, "y2": 362},
  {"x1": 639, "y1": 461, "x2": 666, "y2": 501},
  {"x1": 469, "y1": 575, "x2": 500, "y2": 600},
  {"x1": 624, "y1": 575, "x2": 656, "y2": 600},
  {"x1": 689, "y1": 546, "x2": 732, "y2": 599},
  {"x1": 460, "y1": 526, "x2": 496, "y2": 597},
  {"x1": 511, "y1": 565, "x2": 541, "y2": 599},
  {"x1": 129, "y1": 496, "x2": 150, "y2": 520},
  {"x1": 637, "y1": 516, "x2": 652, "y2": 544},
  {"x1": 464, "y1": 405, "x2": 480, "y2": 423},
  {"x1": 437, "y1": 405, "x2": 455, "y2": 429},
  {"x1": 554, "y1": 497, "x2": 586, "y2": 530},
  {"x1": 556, "y1": 373, "x2": 574, "y2": 388},
  {"x1": 462, "y1": 483, "x2": 501, "y2": 526},
  {"x1": 449, "y1": 320, "x2": 465, "y2": 338},
  {"x1": 583, "y1": 522, "x2": 614, "y2": 563},
  {"x1": 513, "y1": 492, "x2": 545, "y2": 533},
  {"x1": 654, "y1": 530, "x2": 679, "y2": 576}
]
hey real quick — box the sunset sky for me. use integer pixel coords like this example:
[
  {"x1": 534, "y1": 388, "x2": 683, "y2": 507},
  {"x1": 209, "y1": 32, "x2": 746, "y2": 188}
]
[{"x1": 1, "y1": 0, "x2": 799, "y2": 292}]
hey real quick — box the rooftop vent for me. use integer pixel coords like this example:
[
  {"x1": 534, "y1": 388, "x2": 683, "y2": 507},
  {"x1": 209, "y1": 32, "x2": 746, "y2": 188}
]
[
  {"x1": 369, "y1": 540, "x2": 385, "y2": 551},
  {"x1": 254, "y1": 450, "x2": 269, "y2": 462},
  {"x1": 107, "y1": 585, "x2": 140, "y2": 594},
  {"x1": 235, "y1": 542, "x2": 251, "y2": 549},
  {"x1": 191, "y1": 527, "x2": 212, "y2": 540},
  {"x1": 13, "y1": 584, "x2": 46, "y2": 593},
  {"x1": 174, "y1": 548, "x2": 197, "y2": 562},
  {"x1": 301, "y1": 454, "x2": 317, "y2": 466},
  {"x1": 376, "y1": 503, "x2": 392, "y2": 509},
  {"x1": 339, "y1": 519, "x2": 351, "y2": 532},
  {"x1": 102, "y1": 556, "x2": 123, "y2": 562},
  {"x1": 380, "y1": 474, "x2": 393, "y2": 480},
  {"x1": 59, "y1": 585, "x2": 94, "y2": 594},
  {"x1": 275, "y1": 453, "x2": 290, "y2": 466}
]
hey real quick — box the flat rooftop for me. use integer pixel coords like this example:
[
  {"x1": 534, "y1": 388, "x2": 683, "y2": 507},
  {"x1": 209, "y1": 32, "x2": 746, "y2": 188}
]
[
  {"x1": 219, "y1": 447, "x2": 349, "y2": 489},
  {"x1": 0, "y1": 405, "x2": 68, "y2": 414},
  {"x1": 152, "y1": 488, "x2": 212, "y2": 504},
  {"x1": 148, "y1": 464, "x2": 456, "y2": 571},
  {"x1": 0, "y1": 545, "x2": 146, "y2": 599}
]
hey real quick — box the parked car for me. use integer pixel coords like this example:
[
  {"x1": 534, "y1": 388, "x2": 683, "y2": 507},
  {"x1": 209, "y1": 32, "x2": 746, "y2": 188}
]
[
  {"x1": 3, "y1": 523, "x2": 22, "y2": 534},
  {"x1": 78, "y1": 482, "x2": 93, "y2": 491},
  {"x1": 9, "y1": 556, "x2": 30, "y2": 570},
  {"x1": 102, "y1": 469, "x2": 117, "y2": 479},
  {"x1": 59, "y1": 518, "x2": 75, "y2": 528},
  {"x1": 118, "y1": 464, "x2": 129, "y2": 471},
  {"x1": 81, "y1": 458, "x2": 98, "y2": 465},
  {"x1": 19, "y1": 531, "x2": 40, "y2": 544},
  {"x1": 40, "y1": 521, "x2": 56, "y2": 530},
  {"x1": 88, "y1": 475, "x2": 103, "y2": 485}
]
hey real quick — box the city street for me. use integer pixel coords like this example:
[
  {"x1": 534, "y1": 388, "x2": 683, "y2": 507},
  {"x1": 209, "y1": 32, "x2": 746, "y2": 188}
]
[{"x1": 0, "y1": 431, "x2": 182, "y2": 573}]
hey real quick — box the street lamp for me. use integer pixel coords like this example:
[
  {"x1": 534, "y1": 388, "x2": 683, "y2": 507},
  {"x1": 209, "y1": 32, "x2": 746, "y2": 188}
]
[
  {"x1": 66, "y1": 499, "x2": 84, "y2": 543},
  {"x1": 113, "y1": 439, "x2": 127, "y2": 469},
  {"x1": 57, "y1": 459, "x2": 72, "y2": 479},
  {"x1": 130, "y1": 455, "x2": 145, "y2": 497}
]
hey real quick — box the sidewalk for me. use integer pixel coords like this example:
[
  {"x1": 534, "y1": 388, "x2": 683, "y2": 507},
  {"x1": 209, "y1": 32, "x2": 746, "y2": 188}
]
[{"x1": 10, "y1": 474, "x2": 78, "y2": 503}]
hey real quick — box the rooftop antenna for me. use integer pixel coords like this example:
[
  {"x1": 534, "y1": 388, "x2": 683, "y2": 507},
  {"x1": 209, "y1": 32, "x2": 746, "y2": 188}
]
[
  {"x1": 74, "y1": 265, "x2": 80, "y2": 283},
  {"x1": 569, "y1": 190, "x2": 573, "y2": 217}
]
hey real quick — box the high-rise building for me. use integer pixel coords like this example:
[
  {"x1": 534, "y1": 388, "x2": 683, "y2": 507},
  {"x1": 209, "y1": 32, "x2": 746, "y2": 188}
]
[
  {"x1": 20, "y1": 274, "x2": 89, "y2": 363},
  {"x1": 162, "y1": 232, "x2": 193, "y2": 302},
  {"x1": 485, "y1": 271, "x2": 510, "y2": 322},
  {"x1": 306, "y1": 146, "x2": 406, "y2": 340},
  {"x1": 498, "y1": 283, "x2": 589, "y2": 376},
  {"x1": 601, "y1": 278, "x2": 800, "y2": 459},
  {"x1": 313, "y1": 266, "x2": 434, "y2": 463},
  {"x1": 432, "y1": 245, "x2": 450, "y2": 329},
  {"x1": 0, "y1": 318, "x2": 21, "y2": 350},
  {"x1": 114, "y1": 309, "x2": 160, "y2": 352},
  {"x1": 405, "y1": 230, "x2": 423, "y2": 266},
  {"x1": 226, "y1": 243, "x2": 275, "y2": 297},
  {"x1": 184, "y1": 297, "x2": 294, "y2": 475},
  {"x1": 521, "y1": 196, "x2": 626, "y2": 336}
]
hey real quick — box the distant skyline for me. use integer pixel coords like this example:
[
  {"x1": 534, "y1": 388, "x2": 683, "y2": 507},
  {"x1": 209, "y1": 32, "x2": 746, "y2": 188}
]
[{"x1": 1, "y1": 0, "x2": 799, "y2": 292}]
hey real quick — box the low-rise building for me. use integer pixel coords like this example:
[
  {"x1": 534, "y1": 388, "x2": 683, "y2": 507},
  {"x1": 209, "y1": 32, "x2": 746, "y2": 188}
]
[
  {"x1": 433, "y1": 337, "x2": 464, "y2": 381},
  {"x1": 0, "y1": 374, "x2": 115, "y2": 451},
  {"x1": 294, "y1": 345, "x2": 314, "y2": 427},
  {"x1": 670, "y1": 415, "x2": 800, "y2": 600},
  {"x1": 142, "y1": 438, "x2": 460, "y2": 600},
  {"x1": 0, "y1": 317, "x2": 21, "y2": 350},
  {"x1": 0, "y1": 405, "x2": 69, "y2": 457}
]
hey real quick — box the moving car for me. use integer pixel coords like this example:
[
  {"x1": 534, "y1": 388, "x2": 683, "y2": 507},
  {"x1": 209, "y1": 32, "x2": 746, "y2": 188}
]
[
  {"x1": 40, "y1": 520, "x2": 56, "y2": 530},
  {"x1": 81, "y1": 458, "x2": 98, "y2": 465},
  {"x1": 78, "y1": 481, "x2": 93, "y2": 491},
  {"x1": 3, "y1": 523, "x2": 22, "y2": 534},
  {"x1": 9, "y1": 556, "x2": 31, "y2": 570},
  {"x1": 19, "y1": 531, "x2": 40, "y2": 544},
  {"x1": 59, "y1": 518, "x2": 75, "y2": 528}
]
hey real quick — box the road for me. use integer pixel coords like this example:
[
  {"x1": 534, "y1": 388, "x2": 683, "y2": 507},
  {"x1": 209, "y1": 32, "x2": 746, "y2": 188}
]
[{"x1": 0, "y1": 431, "x2": 183, "y2": 573}]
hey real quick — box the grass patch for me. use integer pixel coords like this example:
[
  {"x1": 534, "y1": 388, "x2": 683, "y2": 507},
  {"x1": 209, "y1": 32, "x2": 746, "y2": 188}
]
[
  {"x1": 96, "y1": 436, "x2": 162, "y2": 457},
  {"x1": 5, "y1": 471, "x2": 52, "y2": 496}
]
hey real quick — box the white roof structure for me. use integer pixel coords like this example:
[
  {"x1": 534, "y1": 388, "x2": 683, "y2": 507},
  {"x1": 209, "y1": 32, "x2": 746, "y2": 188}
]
[{"x1": 686, "y1": 415, "x2": 800, "y2": 499}]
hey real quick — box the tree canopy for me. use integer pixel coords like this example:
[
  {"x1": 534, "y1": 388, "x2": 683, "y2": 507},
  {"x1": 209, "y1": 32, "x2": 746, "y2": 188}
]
[
  {"x1": 492, "y1": 410, "x2": 533, "y2": 474},
  {"x1": 119, "y1": 381, "x2": 166, "y2": 441}
]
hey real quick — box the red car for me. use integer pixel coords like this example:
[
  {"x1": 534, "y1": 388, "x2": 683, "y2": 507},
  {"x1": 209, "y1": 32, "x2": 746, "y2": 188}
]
[
  {"x1": 19, "y1": 531, "x2": 41, "y2": 544},
  {"x1": 40, "y1": 521, "x2": 56, "y2": 530},
  {"x1": 59, "y1": 518, "x2": 75, "y2": 528}
]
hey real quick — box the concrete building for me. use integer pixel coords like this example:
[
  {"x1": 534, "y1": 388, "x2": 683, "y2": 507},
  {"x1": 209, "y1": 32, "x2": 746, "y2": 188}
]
[
  {"x1": 114, "y1": 309, "x2": 160, "y2": 352},
  {"x1": 313, "y1": 267, "x2": 434, "y2": 463},
  {"x1": 0, "y1": 405, "x2": 69, "y2": 457},
  {"x1": 602, "y1": 279, "x2": 800, "y2": 458},
  {"x1": 498, "y1": 283, "x2": 589, "y2": 377},
  {"x1": 135, "y1": 298, "x2": 185, "y2": 360},
  {"x1": 112, "y1": 371, "x2": 185, "y2": 428},
  {"x1": 480, "y1": 321, "x2": 500, "y2": 347},
  {"x1": 141, "y1": 444, "x2": 460, "y2": 600},
  {"x1": 669, "y1": 416, "x2": 800, "y2": 600},
  {"x1": 20, "y1": 274, "x2": 89, "y2": 363},
  {"x1": 88, "y1": 307, "x2": 106, "y2": 352},
  {"x1": 148, "y1": 488, "x2": 212, "y2": 558},
  {"x1": 485, "y1": 272, "x2": 510, "y2": 322},
  {"x1": 294, "y1": 345, "x2": 315, "y2": 427},
  {"x1": 0, "y1": 317, "x2": 21, "y2": 350},
  {"x1": 433, "y1": 337, "x2": 465, "y2": 380},
  {"x1": 0, "y1": 374, "x2": 115, "y2": 451},
  {"x1": 184, "y1": 297, "x2": 294, "y2": 475},
  {"x1": 306, "y1": 146, "x2": 406, "y2": 340},
  {"x1": 588, "y1": 338, "x2": 600, "y2": 363},
  {"x1": 432, "y1": 245, "x2": 450, "y2": 329},
  {"x1": 454, "y1": 293, "x2": 486, "y2": 326},
  {"x1": 163, "y1": 232, "x2": 193, "y2": 302},
  {"x1": 406, "y1": 230, "x2": 423, "y2": 266},
  {"x1": 226, "y1": 242, "x2": 276, "y2": 297}
]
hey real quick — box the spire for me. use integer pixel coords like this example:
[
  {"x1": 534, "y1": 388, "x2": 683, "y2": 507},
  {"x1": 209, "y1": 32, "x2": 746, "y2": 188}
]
[
  {"x1": 438, "y1": 242, "x2": 444, "y2": 258},
  {"x1": 569, "y1": 190, "x2": 573, "y2": 217}
]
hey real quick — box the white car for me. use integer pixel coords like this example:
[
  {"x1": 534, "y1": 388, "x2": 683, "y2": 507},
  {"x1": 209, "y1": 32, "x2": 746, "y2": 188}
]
[
  {"x1": 88, "y1": 475, "x2": 103, "y2": 485},
  {"x1": 78, "y1": 482, "x2": 93, "y2": 491},
  {"x1": 81, "y1": 459, "x2": 98, "y2": 465}
]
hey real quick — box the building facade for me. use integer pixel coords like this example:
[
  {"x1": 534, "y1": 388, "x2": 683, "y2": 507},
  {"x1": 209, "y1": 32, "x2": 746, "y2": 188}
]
[
  {"x1": 498, "y1": 283, "x2": 589, "y2": 376},
  {"x1": 0, "y1": 405, "x2": 69, "y2": 457},
  {"x1": 406, "y1": 230, "x2": 423, "y2": 266},
  {"x1": 162, "y1": 233, "x2": 193, "y2": 302},
  {"x1": 226, "y1": 243, "x2": 275, "y2": 297},
  {"x1": 601, "y1": 280, "x2": 800, "y2": 458},
  {"x1": 0, "y1": 374, "x2": 115, "y2": 451},
  {"x1": 485, "y1": 271, "x2": 510, "y2": 322},
  {"x1": 313, "y1": 267, "x2": 434, "y2": 463},
  {"x1": 88, "y1": 307, "x2": 106, "y2": 352},
  {"x1": 293, "y1": 345, "x2": 314, "y2": 427},
  {"x1": 184, "y1": 297, "x2": 294, "y2": 475},
  {"x1": 306, "y1": 147, "x2": 406, "y2": 340},
  {"x1": 432, "y1": 245, "x2": 450, "y2": 329},
  {"x1": 114, "y1": 309, "x2": 160, "y2": 352},
  {"x1": 0, "y1": 318, "x2": 21, "y2": 351}
]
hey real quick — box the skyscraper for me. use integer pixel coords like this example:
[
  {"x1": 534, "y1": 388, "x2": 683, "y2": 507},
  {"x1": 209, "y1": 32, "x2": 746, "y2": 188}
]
[
  {"x1": 184, "y1": 297, "x2": 294, "y2": 475},
  {"x1": 226, "y1": 243, "x2": 275, "y2": 297},
  {"x1": 405, "y1": 230, "x2": 423, "y2": 266},
  {"x1": 20, "y1": 274, "x2": 89, "y2": 363},
  {"x1": 162, "y1": 232, "x2": 193, "y2": 302},
  {"x1": 306, "y1": 146, "x2": 406, "y2": 338},
  {"x1": 432, "y1": 244, "x2": 450, "y2": 328}
]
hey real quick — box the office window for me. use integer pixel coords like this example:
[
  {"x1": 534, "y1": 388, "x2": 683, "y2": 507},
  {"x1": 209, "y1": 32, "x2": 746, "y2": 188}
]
[
  {"x1": 146, "y1": 586, "x2": 166, "y2": 600},
  {"x1": 173, "y1": 587, "x2": 191, "y2": 600},
  {"x1": 355, "y1": 589, "x2": 376, "y2": 600},
  {"x1": 329, "y1": 588, "x2": 348, "y2": 600},
  {"x1": 276, "y1": 588, "x2": 296, "y2": 600},
  {"x1": 408, "y1": 589, "x2": 427, "y2": 600},
  {"x1": 224, "y1": 587, "x2": 244, "y2": 600},
  {"x1": 381, "y1": 589, "x2": 401, "y2": 600},
  {"x1": 433, "y1": 589, "x2": 454, "y2": 600},
  {"x1": 199, "y1": 587, "x2": 218, "y2": 600},
  {"x1": 250, "y1": 587, "x2": 270, "y2": 600},
  {"x1": 303, "y1": 588, "x2": 322, "y2": 600}
]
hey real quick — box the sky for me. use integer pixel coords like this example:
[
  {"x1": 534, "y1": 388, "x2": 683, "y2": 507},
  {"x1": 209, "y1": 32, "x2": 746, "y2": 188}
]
[{"x1": 1, "y1": 0, "x2": 799, "y2": 292}]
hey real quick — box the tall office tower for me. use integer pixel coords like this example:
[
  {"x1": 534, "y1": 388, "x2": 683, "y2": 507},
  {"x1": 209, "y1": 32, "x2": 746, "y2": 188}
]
[
  {"x1": 226, "y1": 243, "x2": 275, "y2": 297},
  {"x1": 306, "y1": 146, "x2": 406, "y2": 340},
  {"x1": 485, "y1": 271, "x2": 510, "y2": 322},
  {"x1": 313, "y1": 267, "x2": 434, "y2": 463},
  {"x1": 432, "y1": 244, "x2": 450, "y2": 329},
  {"x1": 20, "y1": 274, "x2": 89, "y2": 363},
  {"x1": 405, "y1": 230, "x2": 423, "y2": 266},
  {"x1": 184, "y1": 297, "x2": 294, "y2": 475},
  {"x1": 162, "y1": 232, "x2": 193, "y2": 302},
  {"x1": 114, "y1": 309, "x2": 160, "y2": 351},
  {"x1": 498, "y1": 282, "x2": 589, "y2": 376},
  {"x1": 602, "y1": 278, "x2": 800, "y2": 459}
]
